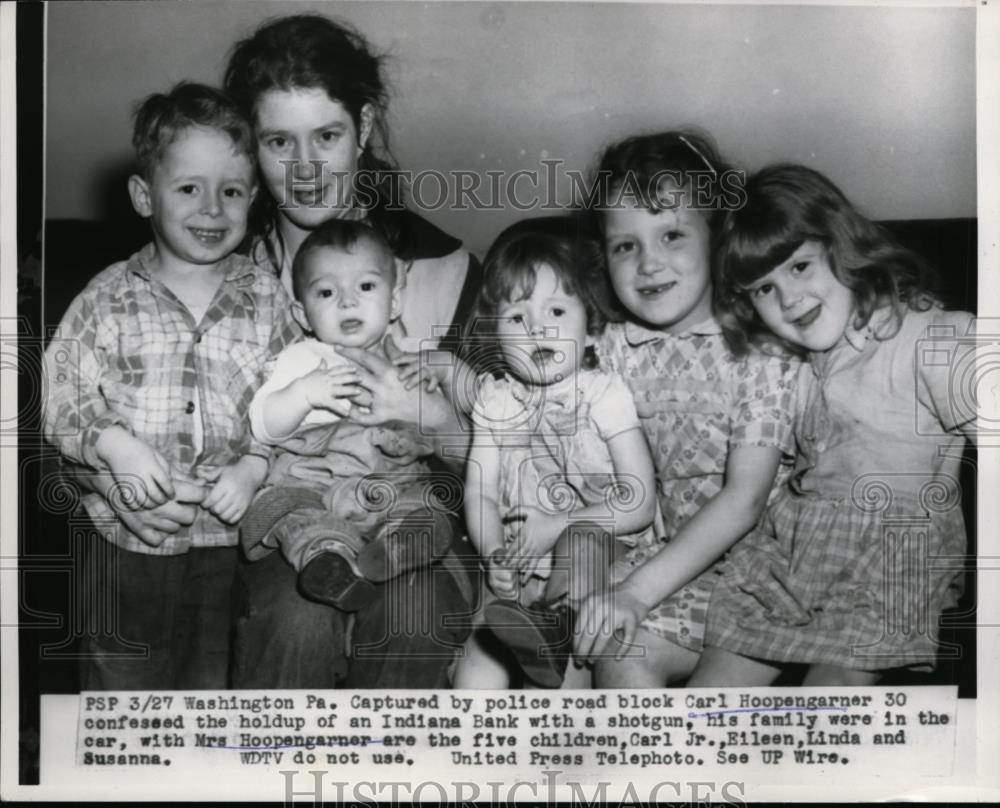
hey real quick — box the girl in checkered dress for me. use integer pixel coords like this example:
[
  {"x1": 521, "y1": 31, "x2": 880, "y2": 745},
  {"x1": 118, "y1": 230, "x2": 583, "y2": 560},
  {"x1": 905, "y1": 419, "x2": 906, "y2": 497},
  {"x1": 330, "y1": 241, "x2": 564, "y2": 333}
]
[
  {"x1": 689, "y1": 165, "x2": 976, "y2": 685},
  {"x1": 572, "y1": 132, "x2": 800, "y2": 686}
]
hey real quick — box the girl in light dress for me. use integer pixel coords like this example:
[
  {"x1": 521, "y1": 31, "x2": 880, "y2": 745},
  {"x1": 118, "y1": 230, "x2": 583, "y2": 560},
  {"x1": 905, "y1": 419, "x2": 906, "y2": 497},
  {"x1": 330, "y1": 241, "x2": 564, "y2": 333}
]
[
  {"x1": 415, "y1": 225, "x2": 662, "y2": 688},
  {"x1": 688, "y1": 164, "x2": 975, "y2": 685}
]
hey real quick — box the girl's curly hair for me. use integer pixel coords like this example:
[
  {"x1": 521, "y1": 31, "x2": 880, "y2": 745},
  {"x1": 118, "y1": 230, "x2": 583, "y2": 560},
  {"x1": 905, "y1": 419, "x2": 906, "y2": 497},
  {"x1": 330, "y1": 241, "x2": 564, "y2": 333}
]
[
  {"x1": 465, "y1": 222, "x2": 607, "y2": 375},
  {"x1": 714, "y1": 164, "x2": 940, "y2": 355}
]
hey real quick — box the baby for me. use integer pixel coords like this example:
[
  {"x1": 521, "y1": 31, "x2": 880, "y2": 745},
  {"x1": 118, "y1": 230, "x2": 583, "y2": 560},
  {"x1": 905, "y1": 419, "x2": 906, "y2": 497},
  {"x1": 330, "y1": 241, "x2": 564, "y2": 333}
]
[{"x1": 241, "y1": 219, "x2": 454, "y2": 609}]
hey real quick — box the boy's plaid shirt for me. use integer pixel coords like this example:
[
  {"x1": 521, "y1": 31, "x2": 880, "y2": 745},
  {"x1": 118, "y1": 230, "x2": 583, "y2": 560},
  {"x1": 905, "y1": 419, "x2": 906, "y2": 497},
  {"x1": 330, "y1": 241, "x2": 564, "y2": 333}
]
[{"x1": 43, "y1": 243, "x2": 301, "y2": 554}]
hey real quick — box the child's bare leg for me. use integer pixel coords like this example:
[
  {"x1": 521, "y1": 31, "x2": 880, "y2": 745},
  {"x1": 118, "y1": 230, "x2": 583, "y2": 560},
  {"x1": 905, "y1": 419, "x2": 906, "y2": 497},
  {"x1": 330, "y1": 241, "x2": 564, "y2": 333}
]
[
  {"x1": 549, "y1": 523, "x2": 613, "y2": 690},
  {"x1": 486, "y1": 523, "x2": 613, "y2": 688},
  {"x1": 802, "y1": 664, "x2": 881, "y2": 686},
  {"x1": 593, "y1": 630, "x2": 699, "y2": 687},
  {"x1": 520, "y1": 659, "x2": 593, "y2": 689},
  {"x1": 544, "y1": 522, "x2": 617, "y2": 604},
  {"x1": 560, "y1": 662, "x2": 593, "y2": 689},
  {"x1": 688, "y1": 646, "x2": 783, "y2": 687},
  {"x1": 452, "y1": 629, "x2": 514, "y2": 688}
]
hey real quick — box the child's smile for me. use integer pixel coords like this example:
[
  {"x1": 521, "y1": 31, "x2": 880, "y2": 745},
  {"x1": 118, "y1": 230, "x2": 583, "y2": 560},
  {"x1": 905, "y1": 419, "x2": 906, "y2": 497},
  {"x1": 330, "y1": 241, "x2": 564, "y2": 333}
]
[
  {"x1": 746, "y1": 240, "x2": 854, "y2": 352},
  {"x1": 189, "y1": 227, "x2": 230, "y2": 245},
  {"x1": 603, "y1": 194, "x2": 713, "y2": 333},
  {"x1": 791, "y1": 304, "x2": 822, "y2": 329},
  {"x1": 130, "y1": 126, "x2": 256, "y2": 272},
  {"x1": 636, "y1": 279, "x2": 678, "y2": 298}
]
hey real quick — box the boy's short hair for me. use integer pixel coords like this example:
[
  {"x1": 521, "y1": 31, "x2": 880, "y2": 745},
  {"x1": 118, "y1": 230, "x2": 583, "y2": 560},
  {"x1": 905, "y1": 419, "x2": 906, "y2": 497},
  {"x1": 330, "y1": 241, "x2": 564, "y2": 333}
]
[
  {"x1": 291, "y1": 219, "x2": 396, "y2": 300},
  {"x1": 132, "y1": 82, "x2": 254, "y2": 179}
]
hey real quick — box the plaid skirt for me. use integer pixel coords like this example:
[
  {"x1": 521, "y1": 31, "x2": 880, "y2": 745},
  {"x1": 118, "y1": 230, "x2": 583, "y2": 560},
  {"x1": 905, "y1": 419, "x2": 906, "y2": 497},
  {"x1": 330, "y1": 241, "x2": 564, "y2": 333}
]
[{"x1": 704, "y1": 488, "x2": 966, "y2": 671}]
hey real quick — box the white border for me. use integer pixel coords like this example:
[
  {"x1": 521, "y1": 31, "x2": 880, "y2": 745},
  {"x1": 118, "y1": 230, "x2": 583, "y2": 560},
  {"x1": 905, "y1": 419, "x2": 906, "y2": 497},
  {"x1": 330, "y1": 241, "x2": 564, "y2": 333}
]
[
  {"x1": 2, "y1": 0, "x2": 999, "y2": 801},
  {"x1": 0, "y1": 0, "x2": 21, "y2": 797}
]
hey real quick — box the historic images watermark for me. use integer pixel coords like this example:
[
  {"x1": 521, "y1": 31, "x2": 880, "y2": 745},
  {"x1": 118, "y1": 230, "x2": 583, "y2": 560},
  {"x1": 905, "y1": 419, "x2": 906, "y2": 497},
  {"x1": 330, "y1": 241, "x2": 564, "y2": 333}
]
[
  {"x1": 280, "y1": 768, "x2": 748, "y2": 805},
  {"x1": 273, "y1": 161, "x2": 748, "y2": 214}
]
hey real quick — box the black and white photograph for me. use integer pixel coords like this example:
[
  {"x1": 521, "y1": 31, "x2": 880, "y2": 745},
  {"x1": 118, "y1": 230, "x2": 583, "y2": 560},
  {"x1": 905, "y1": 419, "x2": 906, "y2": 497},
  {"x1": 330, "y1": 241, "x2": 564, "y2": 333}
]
[{"x1": 2, "y1": 0, "x2": 998, "y2": 802}]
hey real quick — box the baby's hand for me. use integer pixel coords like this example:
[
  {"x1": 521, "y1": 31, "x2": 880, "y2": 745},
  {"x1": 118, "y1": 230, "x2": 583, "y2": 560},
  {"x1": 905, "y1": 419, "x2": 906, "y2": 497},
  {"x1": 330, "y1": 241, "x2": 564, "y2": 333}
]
[
  {"x1": 393, "y1": 349, "x2": 446, "y2": 393},
  {"x1": 95, "y1": 426, "x2": 174, "y2": 509},
  {"x1": 502, "y1": 504, "x2": 566, "y2": 576},
  {"x1": 201, "y1": 456, "x2": 267, "y2": 525},
  {"x1": 485, "y1": 548, "x2": 517, "y2": 600},
  {"x1": 294, "y1": 360, "x2": 360, "y2": 416}
]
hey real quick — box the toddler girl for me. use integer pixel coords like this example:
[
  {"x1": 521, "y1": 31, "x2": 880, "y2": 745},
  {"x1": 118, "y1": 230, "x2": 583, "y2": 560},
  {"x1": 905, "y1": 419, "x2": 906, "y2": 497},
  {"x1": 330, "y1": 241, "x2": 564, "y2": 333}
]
[
  {"x1": 572, "y1": 131, "x2": 799, "y2": 687},
  {"x1": 442, "y1": 225, "x2": 661, "y2": 688},
  {"x1": 689, "y1": 164, "x2": 975, "y2": 685}
]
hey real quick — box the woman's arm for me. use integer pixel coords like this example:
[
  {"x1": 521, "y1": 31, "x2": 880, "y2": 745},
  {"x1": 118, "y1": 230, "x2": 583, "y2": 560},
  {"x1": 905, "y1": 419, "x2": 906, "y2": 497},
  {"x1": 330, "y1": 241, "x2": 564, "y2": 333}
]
[
  {"x1": 337, "y1": 338, "x2": 471, "y2": 471},
  {"x1": 574, "y1": 444, "x2": 780, "y2": 661},
  {"x1": 394, "y1": 351, "x2": 481, "y2": 415},
  {"x1": 440, "y1": 252, "x2": 483, "y2": 357},
  {"x1": 417, "y1": 387, "x2": 472, "y2": 472}
]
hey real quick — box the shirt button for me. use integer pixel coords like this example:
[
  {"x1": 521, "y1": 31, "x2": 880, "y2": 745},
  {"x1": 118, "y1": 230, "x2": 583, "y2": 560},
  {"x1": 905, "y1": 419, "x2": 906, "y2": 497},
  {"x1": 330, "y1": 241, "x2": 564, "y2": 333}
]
[
  {"x1": 194, "y1": 333, "x2": 202, "y2": 344},
  {"x1": 185, "y1": 401, "x2": 195, "y2": 414}
]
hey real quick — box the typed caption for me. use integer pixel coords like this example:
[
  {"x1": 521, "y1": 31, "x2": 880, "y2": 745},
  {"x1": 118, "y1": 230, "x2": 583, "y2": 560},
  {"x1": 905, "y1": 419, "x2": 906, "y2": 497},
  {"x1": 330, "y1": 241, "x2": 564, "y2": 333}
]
[{"x1": 74, "y1": 686, "x2": 957, "y2": 783}]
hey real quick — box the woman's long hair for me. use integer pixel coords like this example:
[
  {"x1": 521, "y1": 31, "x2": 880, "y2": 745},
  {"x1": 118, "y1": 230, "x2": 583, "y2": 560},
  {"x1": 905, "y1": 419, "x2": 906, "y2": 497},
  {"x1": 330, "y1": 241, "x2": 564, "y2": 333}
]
[{"x1": 224, "y1": 13, "x2": 406, "y2": 268}]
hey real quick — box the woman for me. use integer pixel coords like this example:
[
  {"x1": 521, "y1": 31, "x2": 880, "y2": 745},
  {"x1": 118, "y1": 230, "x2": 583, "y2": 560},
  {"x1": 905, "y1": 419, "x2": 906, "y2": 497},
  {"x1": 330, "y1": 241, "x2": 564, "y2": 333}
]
[
  {"x1": 225, "y1": 14, "x2": 480, "y2": 354},
  {"x1": 223, "y1": 13, "x2": 480, "y2": 689}
]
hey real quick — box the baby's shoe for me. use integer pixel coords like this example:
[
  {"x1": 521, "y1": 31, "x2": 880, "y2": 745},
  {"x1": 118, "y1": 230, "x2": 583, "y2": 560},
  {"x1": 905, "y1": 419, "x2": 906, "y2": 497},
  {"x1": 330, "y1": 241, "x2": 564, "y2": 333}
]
[
  {"x1": 241, "y1": 486, "x2": 325, "y2": 557},
  {"x1": 355, "y1": 513, "x2": 453, "y2": 582},
  {"x1": 484, "y1": 599, "x2": 574, "y2": 688},
  {"x1": 298, "y1": 543, "x2": 376, "y2": 612}
]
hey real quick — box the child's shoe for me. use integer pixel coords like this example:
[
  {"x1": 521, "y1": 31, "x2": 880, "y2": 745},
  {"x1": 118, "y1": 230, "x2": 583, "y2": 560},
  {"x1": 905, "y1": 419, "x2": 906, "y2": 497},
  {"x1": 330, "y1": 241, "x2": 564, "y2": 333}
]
[
  {"x1": 355, "y1": 513, "x2": 453, "y2": 582},
  {"x1": 298, "y1": 544, "x2": 377, "y2": 612},
  {"x1": 484, "y1": 599, "x2": 574, "y2": 688}
]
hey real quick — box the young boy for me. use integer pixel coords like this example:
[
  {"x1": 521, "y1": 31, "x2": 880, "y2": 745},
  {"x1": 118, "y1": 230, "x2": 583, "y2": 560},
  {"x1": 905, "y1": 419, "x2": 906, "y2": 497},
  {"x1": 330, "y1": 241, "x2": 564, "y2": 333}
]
[
  {"x1": 240, "y1": 219, "x2": 455, "y2": 610},
  {"x1": 43, "y1": 83, "x2": 297, "y2": 689}
]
